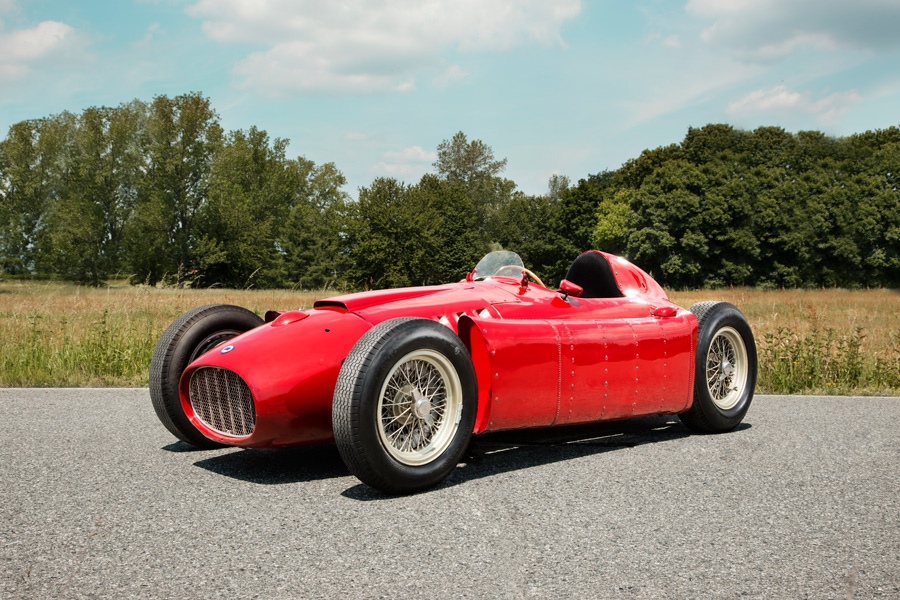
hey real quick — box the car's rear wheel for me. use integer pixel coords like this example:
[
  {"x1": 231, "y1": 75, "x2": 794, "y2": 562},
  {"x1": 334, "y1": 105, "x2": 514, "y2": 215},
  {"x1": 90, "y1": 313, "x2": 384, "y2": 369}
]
[
  {"x1": 679, "y1": 301, "x2": 757, "y2": 433},
  {"x1": 333, "y1": 318, "x2": 477, "y2": 494},
  {"x1": 149, "y1": 304, "x2": 263, "y2": 448}
]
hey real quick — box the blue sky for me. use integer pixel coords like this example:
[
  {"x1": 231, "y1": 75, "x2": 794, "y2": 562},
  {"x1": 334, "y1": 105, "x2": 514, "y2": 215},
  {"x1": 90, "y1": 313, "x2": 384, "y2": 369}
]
[{"x1": 1, "y1": 0, "x2": 899, "y2": 196}]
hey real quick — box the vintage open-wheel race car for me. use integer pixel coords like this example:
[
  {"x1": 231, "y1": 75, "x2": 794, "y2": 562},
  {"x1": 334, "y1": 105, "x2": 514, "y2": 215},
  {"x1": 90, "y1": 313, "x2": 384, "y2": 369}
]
[{"x1": 150, "y1": 250, "x2": 757, "y2": 494}]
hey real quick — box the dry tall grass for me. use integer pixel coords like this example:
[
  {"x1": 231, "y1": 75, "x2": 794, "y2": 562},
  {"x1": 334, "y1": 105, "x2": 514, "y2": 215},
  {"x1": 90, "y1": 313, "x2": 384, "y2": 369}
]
[
  {"x1": 0, "y1": 281, "x2": 326, "y2": 386},
  {"x1": 670, "y1": 287, "x2": 900, "y2": 394},
  {"x1": 1, "y1": 280, "x2": 898, "y2": 393}
]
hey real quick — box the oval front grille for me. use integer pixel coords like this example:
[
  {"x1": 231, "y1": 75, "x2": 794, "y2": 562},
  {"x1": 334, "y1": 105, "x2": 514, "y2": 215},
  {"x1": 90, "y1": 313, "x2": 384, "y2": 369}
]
[{"x1": 189, "y1": 367, "x2": 256, "y2": 438}]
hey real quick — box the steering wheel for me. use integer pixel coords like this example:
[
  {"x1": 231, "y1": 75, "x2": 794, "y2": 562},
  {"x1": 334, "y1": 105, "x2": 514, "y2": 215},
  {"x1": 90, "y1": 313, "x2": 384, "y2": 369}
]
[{"x1": 493, "y1": 265, "x2": 545, "y2": 288}]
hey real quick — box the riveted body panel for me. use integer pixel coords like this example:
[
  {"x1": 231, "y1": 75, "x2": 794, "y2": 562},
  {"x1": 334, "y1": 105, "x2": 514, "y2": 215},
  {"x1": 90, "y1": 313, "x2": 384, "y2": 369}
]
[{"x1": 465, "y1": 319, "x2": 561, "y2": 431}]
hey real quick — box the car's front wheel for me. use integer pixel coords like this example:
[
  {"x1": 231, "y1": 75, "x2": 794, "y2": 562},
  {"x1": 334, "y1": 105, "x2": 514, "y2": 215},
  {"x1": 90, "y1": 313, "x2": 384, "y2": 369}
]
[
  {"x1": 679, "y1": 301, "x2": 757, "y2": 433},
  {"x1": 149, "y1": 304, "x2": 263, "y2": 448},
  {"x1": 333, "y1": 318, "x2": 477, "y2": 494}
]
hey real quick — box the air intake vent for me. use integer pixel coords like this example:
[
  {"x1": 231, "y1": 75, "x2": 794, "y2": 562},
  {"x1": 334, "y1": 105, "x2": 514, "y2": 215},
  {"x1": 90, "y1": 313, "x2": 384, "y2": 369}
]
[{"x1": 189, "y1": 367, "x2": 255, "y2": 438}]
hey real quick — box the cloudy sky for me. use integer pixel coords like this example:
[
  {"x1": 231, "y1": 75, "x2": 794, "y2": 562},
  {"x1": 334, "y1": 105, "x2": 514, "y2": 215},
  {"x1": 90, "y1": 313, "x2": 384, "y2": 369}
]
[{"x1": 1, "y1": 0, "x2": 898, "y2": 195}]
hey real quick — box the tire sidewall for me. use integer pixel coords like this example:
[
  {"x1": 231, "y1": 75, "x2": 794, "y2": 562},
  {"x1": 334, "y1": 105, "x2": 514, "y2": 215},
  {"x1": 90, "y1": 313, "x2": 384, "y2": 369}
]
[
  {"x1": 693, "y1": 304, "x2": 757, "y2": 429},
  {"x1": 347, "y1": 320, "x2": 477, "y2": 492}
]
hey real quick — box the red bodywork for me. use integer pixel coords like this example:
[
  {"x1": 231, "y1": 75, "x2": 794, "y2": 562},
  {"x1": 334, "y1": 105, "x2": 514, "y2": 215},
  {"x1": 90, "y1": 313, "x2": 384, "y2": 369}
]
[{"x1": 180, "y1": 252, "x2": 697, "y2": 448}]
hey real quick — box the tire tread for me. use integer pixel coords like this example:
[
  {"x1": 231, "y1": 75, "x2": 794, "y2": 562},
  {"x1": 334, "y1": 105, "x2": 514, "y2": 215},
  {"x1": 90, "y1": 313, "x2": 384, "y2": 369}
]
[
  {"x1": 333, "y1": 317, "x2": 476, "y2": 494},
  {"x1": 149, "y1": 304, "x2": 262, "y2": 448},
  {"x1": 333, "y1": 318, "x2": 420, "y2": 493}
]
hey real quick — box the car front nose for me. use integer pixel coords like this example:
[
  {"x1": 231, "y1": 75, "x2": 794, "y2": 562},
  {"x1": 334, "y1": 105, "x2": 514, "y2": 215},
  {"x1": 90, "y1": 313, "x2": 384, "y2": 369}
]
[{"x1": 178, "y1": 308, "x2": 372, "y2": 448}]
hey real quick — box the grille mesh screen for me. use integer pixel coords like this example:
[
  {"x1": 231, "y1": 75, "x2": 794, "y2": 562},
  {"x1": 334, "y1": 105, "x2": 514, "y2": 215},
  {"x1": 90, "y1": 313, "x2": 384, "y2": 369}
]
[{"x1": 189, "y1": 367, "x2": 255, "y2": 437}]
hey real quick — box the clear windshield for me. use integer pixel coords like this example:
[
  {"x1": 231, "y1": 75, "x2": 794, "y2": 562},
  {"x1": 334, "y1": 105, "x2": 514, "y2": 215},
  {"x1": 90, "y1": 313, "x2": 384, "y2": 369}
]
[{"x1": 473, "y1": 251, "x2": 525, "y2": 280}]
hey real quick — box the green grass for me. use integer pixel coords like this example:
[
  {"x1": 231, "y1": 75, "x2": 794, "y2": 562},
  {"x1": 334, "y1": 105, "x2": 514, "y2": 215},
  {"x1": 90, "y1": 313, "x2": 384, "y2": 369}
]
[{"x1": 1, "y1": 280, "x2": 898, "y2": 394}]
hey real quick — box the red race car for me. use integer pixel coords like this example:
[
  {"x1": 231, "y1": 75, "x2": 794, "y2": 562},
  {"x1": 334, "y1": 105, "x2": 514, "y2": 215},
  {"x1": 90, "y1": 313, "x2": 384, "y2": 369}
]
[{"x1": 150, "y1": 250, "x2": 757, "y2": 494}]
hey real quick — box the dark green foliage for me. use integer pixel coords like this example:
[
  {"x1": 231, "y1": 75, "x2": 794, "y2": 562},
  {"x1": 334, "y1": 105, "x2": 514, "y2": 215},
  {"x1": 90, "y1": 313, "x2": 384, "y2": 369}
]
[
  {"x1": 37, "y1": 105, "x2": 145, "y2": 285},
  {"x1": 433, "y1": 131, "x2": 516, "y2": 241},
  {"x1": 197, "y1": 128, "x2": 307, "y2": 288},
  {"x1": 0, "y1": 116, "x2": 71, "y2": 275},
  {"x1": 2, "y1": 95, "x2": 899, "y2": 290},
  {"x1": 336, "y1": 131, "x2": 514, "y2": 290},
  {"x1": 0, "y1": 93, "x2": 354, "y2": 290},
  {"x1": 344, "y1": 178, "x2": 427, "y2": 288},
  {"x1": 541, "y1": 171, "x2": 615, "y2": 284},
  {"x1": 280, "y1": 160, "x2": 350, "y2": 290},
  {"x1": 414, "y1": 174, "x2": 486, "y2": 283},
  {"x1": 610, "y1": 124, "x2": 900, "y2": 288},
  {"x1": 344, "y1": 176, "x2": 485, "y2": 289},
  {"x1": 129, "y1": 93, "x2": 224, "y2": 286},
  {"x1": 495, "y1": 192, "x2": 559, "y2": 283}
]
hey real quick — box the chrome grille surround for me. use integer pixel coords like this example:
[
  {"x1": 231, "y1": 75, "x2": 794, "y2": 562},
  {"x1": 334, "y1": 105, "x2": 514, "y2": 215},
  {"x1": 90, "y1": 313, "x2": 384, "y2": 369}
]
[{"x1": 188, "y1": 367, "x2": 256, "y2": 438}]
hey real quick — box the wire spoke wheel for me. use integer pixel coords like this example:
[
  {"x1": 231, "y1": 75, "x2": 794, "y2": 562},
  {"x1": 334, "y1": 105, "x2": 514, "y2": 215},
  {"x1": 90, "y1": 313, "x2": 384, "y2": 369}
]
[
  {"x1": 704, "y1": 326, "x2": 749, "y2": 411},
  {"x1": 333, "y1": 318, "x2": 477, "y2": 494},
  {"x1": 376, "y1": 349, "x2": 462, "y2": 466},
  {"x1": 680, "y1": 302, "x2": 757, "y2": 434}
]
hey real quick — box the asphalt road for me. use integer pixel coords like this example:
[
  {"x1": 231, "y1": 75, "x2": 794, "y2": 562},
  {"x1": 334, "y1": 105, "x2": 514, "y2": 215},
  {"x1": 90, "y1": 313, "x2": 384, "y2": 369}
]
[{"x1": 1, "y1": 389, "x2": 898, "y2": 599}]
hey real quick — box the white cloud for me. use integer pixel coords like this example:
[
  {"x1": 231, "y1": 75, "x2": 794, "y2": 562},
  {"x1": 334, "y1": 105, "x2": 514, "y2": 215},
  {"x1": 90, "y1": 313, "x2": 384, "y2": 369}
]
[
  {"x1": 370, "y1": 161, "x2": 416, "y2": 176},
  {"x1": 686, "y1": 0, "x2": 768, "y2": 17},
  {"x1": 344, "y1": 132, "x2": 368, "y2": 141},
  {"x1": 186, "y1": 0, "x2": 581, "y2": 94},
  {"x1": 232, "y1": 45, "x2": 418, "y2": 94},
  {"x1": 0, "y1": 0, "x2": 16, "y2": 15},
  {"x1": 0, "y1": 63, "x2": 24, "y2": 78},
  {"x1": 381, "y1": 146, "x2": 437, "y2": 163},
  {"x1": 729, "y1": 85, "x2": 803, "y2": 112},
  {"x1": 686, "y1": 0, "x2": 900, "y2": 62},
  {"x1": 662, "y1": 35, "x2": 682, "y2": 49},
  {"x1": 433, "y1": 65, "x2": 468, "y2": 89},
  {"x1": 0, "y1": 21, "x2": 73, "y2": 61},
  {"x1": 623, "y1": 59, "x2": 763, "y2": 128},
  {"x1": 727, "y1": 84, "x2": 863, "y2": 124},
  {"x1": 133, "y1": 22, "x2": 164, "y2": 47},
  {"x1": 369, "y1": 145, "x2": 437, "y2": 178},
  {"x1": 0, "y1": 21, "x2": 86, "y2": 81},
  {"x1": 738, "y1": 32, "x2": 839, "y2": 62}
]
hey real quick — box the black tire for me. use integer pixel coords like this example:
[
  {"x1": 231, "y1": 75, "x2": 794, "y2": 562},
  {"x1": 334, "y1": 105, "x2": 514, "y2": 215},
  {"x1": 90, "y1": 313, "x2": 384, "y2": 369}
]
[
  {"x1": 149, "y1": 304, "x2": 263, "y2": 448},
  {"x1": 678, "y1": 301, "x2": 757, "y2": 433},
  {"x1": 333, "y1": 318, "x2": 478, "y2": 494}
]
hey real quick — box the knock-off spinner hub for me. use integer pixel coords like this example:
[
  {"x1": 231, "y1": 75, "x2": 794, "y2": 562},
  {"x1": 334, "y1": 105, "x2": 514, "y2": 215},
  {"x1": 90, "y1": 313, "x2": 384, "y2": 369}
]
[
  {"x1": 721, "y1": 359, "x2": 735, "y2": 380},
  {"x1": 412, "y1": 388, "x2": 432, "y2": 419}
]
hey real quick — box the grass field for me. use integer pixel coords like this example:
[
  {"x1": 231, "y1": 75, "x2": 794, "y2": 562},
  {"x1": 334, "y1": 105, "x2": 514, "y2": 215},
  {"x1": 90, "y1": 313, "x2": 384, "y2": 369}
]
[
  {"x1": 1, "y1": 280, "x2": 898, "y2": 394},
  {"x1": 673, "y1": 287, "x2": 900, "y2": 395}
]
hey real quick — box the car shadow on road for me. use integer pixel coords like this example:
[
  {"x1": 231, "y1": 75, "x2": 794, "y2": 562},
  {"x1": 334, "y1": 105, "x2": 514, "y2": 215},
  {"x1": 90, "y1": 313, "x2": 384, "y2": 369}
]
[
  {"x1": 341, "y1": 417, "x2": 752, "y2": 500},
  {"x1": 190, "y1": 444, "x2": 349, "y2": 484},
  {"x1": 183, "y1": 415, "x2": 751, "y2": 491}
]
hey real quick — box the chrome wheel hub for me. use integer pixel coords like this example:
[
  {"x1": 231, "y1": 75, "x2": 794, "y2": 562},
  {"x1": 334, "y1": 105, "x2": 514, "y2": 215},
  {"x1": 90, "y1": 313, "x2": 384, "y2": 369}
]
[
  {"x1": 412, "y1": 388, "x2": 433, "y2": 421},
  {"x1": 721, "y1": 359, "x2": 734, "y2": 379}
]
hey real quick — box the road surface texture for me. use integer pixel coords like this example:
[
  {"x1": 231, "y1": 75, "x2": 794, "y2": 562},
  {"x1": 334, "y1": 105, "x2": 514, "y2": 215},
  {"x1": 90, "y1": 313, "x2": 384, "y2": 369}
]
[{"x1": 1, "y1": 389, "x2": 898, "y2": 599}]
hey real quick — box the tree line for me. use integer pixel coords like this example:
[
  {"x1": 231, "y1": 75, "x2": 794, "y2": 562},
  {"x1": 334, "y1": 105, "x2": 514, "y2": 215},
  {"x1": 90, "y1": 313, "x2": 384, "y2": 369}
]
[
  {"x1": 591, "y1": 124, "x2": 900, "y2": 288},
  {"x1": 1, "y1": 93, "x2": 898, "y2": 290}
]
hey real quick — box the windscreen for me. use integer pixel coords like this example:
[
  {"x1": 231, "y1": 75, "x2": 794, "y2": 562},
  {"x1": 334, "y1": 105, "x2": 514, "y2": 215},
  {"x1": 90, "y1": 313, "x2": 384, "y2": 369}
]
[{"x1": 472, "y1": 251, "x2": 525, "y2": 280}]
